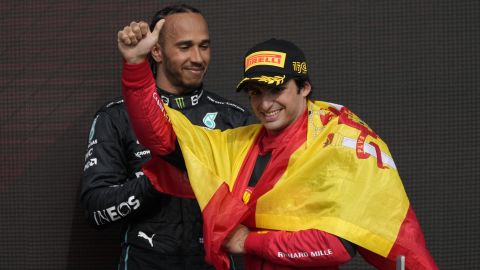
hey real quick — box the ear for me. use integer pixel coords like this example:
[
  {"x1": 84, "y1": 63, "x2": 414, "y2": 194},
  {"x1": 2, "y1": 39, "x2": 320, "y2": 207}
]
[
  {"x1": 151, "y1": 43, "x2": 162, "y2": 63},
  {"x1": 300, "y1": 81, "x2": 312, "y2": 97}
]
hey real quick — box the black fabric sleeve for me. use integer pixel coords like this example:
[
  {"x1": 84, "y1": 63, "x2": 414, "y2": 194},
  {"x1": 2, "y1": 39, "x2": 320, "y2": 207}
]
[{"x1": 79, "y1": 112, "x2": 161, "y2": 228}]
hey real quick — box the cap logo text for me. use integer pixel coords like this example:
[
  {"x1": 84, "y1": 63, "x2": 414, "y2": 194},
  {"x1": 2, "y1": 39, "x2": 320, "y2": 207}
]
[
  {"x1": 292, "y1": 61, "x2": 307, "y2": 74},
  {"x1": 245, "y1": 51, "x2": 286, "y2": 71}
]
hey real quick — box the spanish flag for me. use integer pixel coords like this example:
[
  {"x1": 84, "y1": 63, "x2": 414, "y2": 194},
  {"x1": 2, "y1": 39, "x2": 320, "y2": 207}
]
[{"x1": 145, "y1": 100, "x2": 437, "y2": 270}]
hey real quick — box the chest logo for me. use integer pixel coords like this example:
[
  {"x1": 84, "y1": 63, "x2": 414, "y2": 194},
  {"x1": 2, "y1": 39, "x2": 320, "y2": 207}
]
[
  {"x1": 174, "y1": 97, "x2": 185, "y2": 109},
  {"x1": 203, "y1": 112, "x2": 218, "y2": 129}
]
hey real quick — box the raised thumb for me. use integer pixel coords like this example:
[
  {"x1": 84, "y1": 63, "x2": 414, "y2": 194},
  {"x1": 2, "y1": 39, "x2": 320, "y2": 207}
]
[{"x1": 152, "y1": 19, "x2": 165, "y2": 37}]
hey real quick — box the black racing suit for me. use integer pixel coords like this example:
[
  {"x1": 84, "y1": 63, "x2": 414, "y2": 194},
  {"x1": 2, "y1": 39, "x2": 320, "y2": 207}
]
[{"x1": 80, "y1": 86, "x2": 254, "y2": 270}]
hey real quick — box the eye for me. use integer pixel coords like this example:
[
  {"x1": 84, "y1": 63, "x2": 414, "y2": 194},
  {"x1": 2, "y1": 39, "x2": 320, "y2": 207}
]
[
  {"x1": 276, "y1": 86, "x2": 286, "y2": 92},
  {"x1": 247, "y1": 89, "x2": 260, "y2": 97},
  {"x1": 177, "y1": 42, "x2": 192, "y2": 50},
  {"x1": 200, "y1": 42, "x2": 210, "y2": 49}
]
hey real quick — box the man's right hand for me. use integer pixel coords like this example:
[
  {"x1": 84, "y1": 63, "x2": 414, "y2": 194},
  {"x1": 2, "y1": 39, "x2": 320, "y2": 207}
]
[
  {"x1": 117, "y1": 20, "x2": 165, "y2": 64},
  {"x1": 222, "y1": 224, "x2": 249, "y2": 254}
]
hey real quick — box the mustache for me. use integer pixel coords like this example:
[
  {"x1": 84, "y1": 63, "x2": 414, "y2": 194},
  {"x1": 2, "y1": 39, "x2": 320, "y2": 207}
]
[{"x1": 185, "y1": 63, "x2": 206, "y2": 69}]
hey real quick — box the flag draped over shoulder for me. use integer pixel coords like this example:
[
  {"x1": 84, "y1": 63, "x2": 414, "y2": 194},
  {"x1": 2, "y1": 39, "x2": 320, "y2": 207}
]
[{"x1": 155, "y1": 100, "x2": 436, "y2": 270}]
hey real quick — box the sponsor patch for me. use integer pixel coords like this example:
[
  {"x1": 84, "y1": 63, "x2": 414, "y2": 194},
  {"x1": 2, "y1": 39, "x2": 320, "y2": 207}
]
[
  {"x1": 138, "y1": 231, "x2": 155, "y2": 247},
  {"x1": 245, "y1": 51, "x2": 286, "y2": 71},
  {"x1": 88, "y1": 115, "x2": 99, "y2": 143},
  {"x1": 202, "y1": 112, "x2": 218, "y2": 129},
  {"x1": 134, "y1": 150, "x2": 150, "y2": 158},
  {"x1": 87, "y1": 139, "x2": 98, "y2": 148},
  {"x1": 93, "y1": 195, "x2": 140, "y2": 225},
  {"x1": 84, "y1": 158, "x2": 97, "y2": 171},
  {"x1": 84, "y1": 148, "x2": 93, "y2": 161},
  {"x1": 174, "y1": 97, "x2": 185, "y2": 109},
  {"x1": 292, "y1": 61, "x2": 307, "y2": 74}
]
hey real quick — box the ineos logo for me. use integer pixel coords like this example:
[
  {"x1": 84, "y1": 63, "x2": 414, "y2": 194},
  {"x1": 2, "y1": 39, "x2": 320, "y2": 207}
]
[{"x1": 93, "y1": 196, "x2": 140, "y2": 225}]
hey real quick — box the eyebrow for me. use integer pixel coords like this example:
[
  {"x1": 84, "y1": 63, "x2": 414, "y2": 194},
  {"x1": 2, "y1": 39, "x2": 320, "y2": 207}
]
[{"x1": 175, "y1": 39, "x2": 210, "y2": 46}]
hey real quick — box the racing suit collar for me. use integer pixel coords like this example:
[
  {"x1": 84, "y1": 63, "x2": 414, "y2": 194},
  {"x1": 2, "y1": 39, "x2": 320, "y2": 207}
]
[{"x1": 156, "y1": 86, "x2": 204, "y2": 110}]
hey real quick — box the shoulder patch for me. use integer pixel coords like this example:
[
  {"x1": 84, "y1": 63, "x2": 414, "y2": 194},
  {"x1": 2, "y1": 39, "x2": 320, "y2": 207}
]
[{"x1": 88, "y1": 115, "x2": 99, "y2": 144}]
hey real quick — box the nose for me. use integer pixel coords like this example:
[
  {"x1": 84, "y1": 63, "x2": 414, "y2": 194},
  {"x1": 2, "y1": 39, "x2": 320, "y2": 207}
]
[
  {"x1": 190, "y1": 47, "x2": 203, "y2": 64},
  {"x1": 259, "y1": 91, "x2": 276, "y2": 110}
]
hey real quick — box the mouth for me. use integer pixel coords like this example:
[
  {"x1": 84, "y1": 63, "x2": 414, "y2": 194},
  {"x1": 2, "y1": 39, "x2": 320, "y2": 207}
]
[
  {"x1": 262, "y1": 109, "x2": 282, "y2": 121},
  {"x1": 185, "y1": 66, "x2": 205, "y2": 76}
]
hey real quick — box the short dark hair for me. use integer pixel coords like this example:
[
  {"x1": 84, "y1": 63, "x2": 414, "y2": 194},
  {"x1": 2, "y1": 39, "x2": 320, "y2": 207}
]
[
  {"x1": 149, "y1": 4, "x2": 202, "y2": 31},
  {"x1": 293, "y1": 77, "x2": 313, "y2": 99},
  {"x1": 148, "y1": 4, "x2": 203, "y2": 75}
]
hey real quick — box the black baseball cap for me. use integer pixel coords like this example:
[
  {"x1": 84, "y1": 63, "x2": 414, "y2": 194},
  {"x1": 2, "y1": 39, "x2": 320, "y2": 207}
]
[{"x1": 236, "y1": 38, "x2": 308, "y2": 91}]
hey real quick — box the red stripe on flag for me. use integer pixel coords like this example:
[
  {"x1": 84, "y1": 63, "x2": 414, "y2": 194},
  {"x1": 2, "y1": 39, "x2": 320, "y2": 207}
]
[
  {"x1": 142, "y1": 156, "x2": 195, "y2": 198},
  {"x1": 358, "y1": 207, "x2": 438, "y2": 270},
  {"x1": 202, "y1": 182, "x2": 251, "y2": 270}
]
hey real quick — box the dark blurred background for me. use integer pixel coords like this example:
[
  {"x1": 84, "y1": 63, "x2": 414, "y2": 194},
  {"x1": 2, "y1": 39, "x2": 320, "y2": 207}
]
[{"x1": 1, "y1": 1, "x2": 478, "y2": 269}]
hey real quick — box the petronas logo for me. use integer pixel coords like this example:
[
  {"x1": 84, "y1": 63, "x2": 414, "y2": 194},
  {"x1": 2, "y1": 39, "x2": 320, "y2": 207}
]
[
  {"x1": 174, "y1": 97, "x2": 185, "y2": 108},
  {"x1": 203, "y1": 112, "x2": 218, "y2": 129}
]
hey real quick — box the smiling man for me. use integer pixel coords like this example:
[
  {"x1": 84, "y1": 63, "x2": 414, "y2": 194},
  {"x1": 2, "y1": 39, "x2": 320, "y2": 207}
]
[
  {"x1": 236, "y1": 40, "x2": 312, "y2": 135},
  {"x1": 118, "y1": 19, "x2": 438, "y2": 270},
  {"x1": 81, "y1": 4, "x2": 252, "y2": 270},
  {"x1": 153, "y1": 11, "x2": 209, "y2": 93}
]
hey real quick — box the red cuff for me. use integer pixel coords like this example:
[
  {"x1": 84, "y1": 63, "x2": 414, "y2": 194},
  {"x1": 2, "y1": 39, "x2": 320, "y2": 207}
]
[{"x1": 244, "y1": 231, "x2": 268, "y2": 257}]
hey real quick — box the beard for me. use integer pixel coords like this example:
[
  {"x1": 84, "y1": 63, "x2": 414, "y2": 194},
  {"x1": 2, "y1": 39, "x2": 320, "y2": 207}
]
[{"x1": 162, "y1": 56, "x2": 206, "y2": 93}]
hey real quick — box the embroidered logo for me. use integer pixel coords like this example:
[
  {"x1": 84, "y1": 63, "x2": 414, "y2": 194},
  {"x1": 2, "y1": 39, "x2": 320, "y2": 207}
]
[
  {"x1": 88, "y1": 115, "x2": 99, "y2": 143},
  {"x1": 138, "y1": 231, "x2": 155, "y2": 247},
  {"x1": 203, "y1": 112, "x2": 218, "y2": 129},
  {"x1": 242, "y1": 188, "x2": 252, "y2": 204},
  {"x1": 323, "y1": 133, "x2": 334, "y2": 147},
  {"x1": 253, "y1": 75, "x2": 285, "y2": 86},
  {"x1": 245, "y1": 51, "x2": 286, "y2": 71},
  {"x1": 292, "y1": 61, "x2": 307, "y2": 74},
  {"x1": 174, "y1": 97, "x2": 185, "y2": 109}
]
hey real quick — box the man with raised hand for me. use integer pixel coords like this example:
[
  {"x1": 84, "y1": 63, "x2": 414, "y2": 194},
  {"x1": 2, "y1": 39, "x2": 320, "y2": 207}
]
[{"x1": 81, "y1": 4, "x2": 252, "y2": 270}]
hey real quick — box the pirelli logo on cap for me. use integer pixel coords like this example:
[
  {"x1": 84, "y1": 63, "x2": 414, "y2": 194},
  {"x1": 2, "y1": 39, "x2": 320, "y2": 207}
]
[{"x1": 245, "y1": 51, "x2": 286, "y2": 71}]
